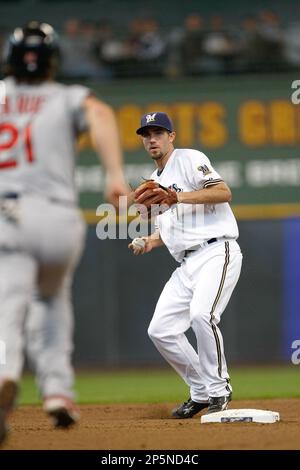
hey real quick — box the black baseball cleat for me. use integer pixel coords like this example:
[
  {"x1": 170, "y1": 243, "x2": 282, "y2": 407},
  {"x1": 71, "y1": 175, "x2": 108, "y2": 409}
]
[
  {"x1": 0, "y1": 380, "x2": 19, "y2": 445},
  {"x1": 205, "y1": 393, "x2": 232, "y2": 414},
  {"x1": 48, "y1": 407, "x2": 78, "y2": 428},
  {"x1": 44, "y1": 396, "x2": 80, "y2": 428},
  {"x1": 172, "y1": 398, "x2": 209, "y2": 419}
]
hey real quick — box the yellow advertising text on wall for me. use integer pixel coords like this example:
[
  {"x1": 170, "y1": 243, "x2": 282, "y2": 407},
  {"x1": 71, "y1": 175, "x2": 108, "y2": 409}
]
[{"x1": 116, "y1": 99, "x2": 300, "y2": 151}]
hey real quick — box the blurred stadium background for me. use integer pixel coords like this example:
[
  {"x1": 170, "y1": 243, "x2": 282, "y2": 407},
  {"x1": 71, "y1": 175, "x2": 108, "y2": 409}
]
[{"x1": 1, "y1": 0, "x2": 299, "y2": 402}]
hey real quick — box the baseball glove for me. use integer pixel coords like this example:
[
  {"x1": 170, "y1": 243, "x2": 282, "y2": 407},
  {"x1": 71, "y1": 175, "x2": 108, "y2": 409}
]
[{"x1": 134, "y1": 179, "x2": 178, "y2": 218}]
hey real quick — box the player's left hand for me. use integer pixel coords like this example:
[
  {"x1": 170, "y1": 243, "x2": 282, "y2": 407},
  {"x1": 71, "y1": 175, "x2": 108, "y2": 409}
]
[{"x1": 134, "y1": 180, "x2": 178, "y2": 218}]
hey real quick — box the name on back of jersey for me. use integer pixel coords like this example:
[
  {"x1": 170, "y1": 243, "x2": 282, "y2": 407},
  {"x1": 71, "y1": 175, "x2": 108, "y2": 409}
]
[{"x1": 1, "y1": 95, "x2": 46, "y2": 115}]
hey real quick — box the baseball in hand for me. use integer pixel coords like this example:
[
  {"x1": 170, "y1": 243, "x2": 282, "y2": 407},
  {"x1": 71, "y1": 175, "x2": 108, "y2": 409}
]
[{"x1": 132, "y1": 237, "x2": 146, "y2": 249}]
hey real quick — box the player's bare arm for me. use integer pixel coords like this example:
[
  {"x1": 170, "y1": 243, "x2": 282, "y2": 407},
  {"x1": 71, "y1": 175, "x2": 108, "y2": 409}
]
[
  {"x1": 176, "y1": 181, "x2": 232, "y2": 204},
  {"x1": 137, "y1": 181, "x2": 232, "y2": 210},
  {"x1": 84, "y1": 95, "x2": 130, "y2": 206}
]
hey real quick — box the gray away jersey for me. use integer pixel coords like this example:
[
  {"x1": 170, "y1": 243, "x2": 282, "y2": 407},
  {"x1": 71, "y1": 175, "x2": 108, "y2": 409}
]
[{"x1": 0, "y1": 77, "x2": 90, "y2": 203}]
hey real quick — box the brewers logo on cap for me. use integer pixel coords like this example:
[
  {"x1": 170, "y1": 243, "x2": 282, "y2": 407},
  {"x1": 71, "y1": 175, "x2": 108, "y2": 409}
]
[{"x1": 136, "y1": 111, "x2": 174, "y2": 135}]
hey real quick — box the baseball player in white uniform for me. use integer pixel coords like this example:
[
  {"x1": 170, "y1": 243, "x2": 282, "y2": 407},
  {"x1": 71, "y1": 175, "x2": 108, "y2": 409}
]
[
  {"x1": 0, "y1": 22, "x2": 128, "y2": 443},
  {"x1": 130, "y1": 112, "x2": 242, "y2": 418}
]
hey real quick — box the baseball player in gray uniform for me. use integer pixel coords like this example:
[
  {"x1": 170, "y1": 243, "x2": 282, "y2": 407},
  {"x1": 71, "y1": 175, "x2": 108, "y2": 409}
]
[
  {"x1": 130, "y1": 112, "x2": 242, "y2": 418},
  {"x1": 0, "y1": 22, "x2": 128, "y2": 444}
]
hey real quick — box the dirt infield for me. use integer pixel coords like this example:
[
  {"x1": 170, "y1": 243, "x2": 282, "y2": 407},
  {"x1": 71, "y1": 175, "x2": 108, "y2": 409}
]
[{"x1": 2, "y1": 399, "x2": 300, "y2": 450}]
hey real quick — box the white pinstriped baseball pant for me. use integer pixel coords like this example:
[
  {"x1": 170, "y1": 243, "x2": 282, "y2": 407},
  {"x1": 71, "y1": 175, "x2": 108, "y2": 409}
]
[{"x1": 148, "y1": 239, "x2": 242, "y2": 401}]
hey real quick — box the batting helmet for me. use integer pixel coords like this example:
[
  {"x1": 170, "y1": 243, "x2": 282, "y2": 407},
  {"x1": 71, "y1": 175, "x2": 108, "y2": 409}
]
[{"x1": 3, "y1": 21, "x2": 60, "y2": 79}]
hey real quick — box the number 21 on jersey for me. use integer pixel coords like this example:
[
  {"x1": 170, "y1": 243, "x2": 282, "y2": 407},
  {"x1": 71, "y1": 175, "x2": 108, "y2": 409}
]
[{"x1": 0, "y1": 122, "x2": 34, "y2": 169}]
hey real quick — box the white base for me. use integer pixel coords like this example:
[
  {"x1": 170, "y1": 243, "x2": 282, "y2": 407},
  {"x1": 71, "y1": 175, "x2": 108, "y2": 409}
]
[{"x1": 201, "y1": 409, "x2": 280, "y2": 424}]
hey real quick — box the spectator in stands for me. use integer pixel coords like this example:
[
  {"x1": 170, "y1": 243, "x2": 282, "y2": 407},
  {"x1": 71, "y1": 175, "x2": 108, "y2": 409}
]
[
  {"x1": 284, "y1": 20, "x2": 300, "y2": 69},
  {"x1": 237, "y1": 15, "x2": 265, "y2": 72},
  {"x1": 202, "y1": 15, "x2": 237, "y2": 73},
  {"x1": 121, "y1": 18, "x2": 166, "y2": 77},
  {"x1": 94, "y1": 21, "x2": 126, "y2": 77},
  {"x1": 135, "y1": 18, "x2": 166, "y2": 62},
  {"x1": 60, "y1": 19, "x2": 109, "y2": 79},
  {"x1": 179, "y1": 13, "x2": 206, "y2": 75},
  {"x1": 257, "y1": 10, "x2": 286, "y2": 71}
]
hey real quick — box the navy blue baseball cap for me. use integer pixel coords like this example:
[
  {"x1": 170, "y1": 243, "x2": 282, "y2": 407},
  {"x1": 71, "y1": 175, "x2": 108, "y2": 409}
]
[{"x1": 136, "y1": 112, "x2": 174, "y2": 135}]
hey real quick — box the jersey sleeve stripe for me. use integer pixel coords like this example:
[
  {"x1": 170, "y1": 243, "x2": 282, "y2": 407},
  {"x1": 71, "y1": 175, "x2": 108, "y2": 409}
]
[{"x1": 203, "y1": 178, "x2": 223, "y2": 188}]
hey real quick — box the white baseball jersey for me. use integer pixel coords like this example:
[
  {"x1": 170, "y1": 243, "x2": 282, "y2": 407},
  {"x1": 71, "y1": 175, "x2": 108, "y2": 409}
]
[
  {"x1": 150, "y1": 149, "x2": 239, "y2": 262},
  {"x1": 0, "y1": 77, "x2": 90, "y2": 203}
]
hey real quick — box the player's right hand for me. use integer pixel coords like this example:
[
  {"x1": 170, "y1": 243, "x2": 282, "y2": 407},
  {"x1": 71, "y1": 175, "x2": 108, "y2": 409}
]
[
  {"x1": 128, "y1": 238, "x2": 153, "y2": 256},
  {"x1": 104, "y1": 175, "x2": 131, "y2": 208}
]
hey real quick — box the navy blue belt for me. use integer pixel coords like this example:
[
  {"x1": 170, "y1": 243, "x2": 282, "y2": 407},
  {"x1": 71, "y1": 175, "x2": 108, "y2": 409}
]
[
  {"x1": 184, "y1": 238, "x2": 217, "y2": 258},
  {"x1": 1, "y1": 192, "x2": 19, "y2": 199}
]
